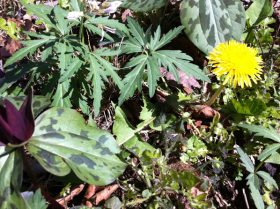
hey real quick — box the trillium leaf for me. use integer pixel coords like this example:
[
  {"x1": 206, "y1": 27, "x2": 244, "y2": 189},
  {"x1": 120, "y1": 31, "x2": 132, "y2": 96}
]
[
  {"x1": 0, "y1": 95, "x2": 51, "y2": 117},
  {"x1": 119, "y1": 0, "x2": 168, "y2": 12},
  {"x1": 180, "y1": 0, "x2": 246, "y2": 54},
  {"x1": 28, "y1": 132, "x2": 126, "y2": 185},
  {"x1": 28, "y1": 107, "x2": 125, "y2": 185}
]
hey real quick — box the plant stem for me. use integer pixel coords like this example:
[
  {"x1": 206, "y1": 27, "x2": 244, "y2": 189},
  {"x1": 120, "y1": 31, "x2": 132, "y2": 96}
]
[
  {"x1": 205, "y1": 85, "x2": 225, "y2": 106},
  {"x1": 79, "y1": 17, "x2": 85, "y2": 44}
]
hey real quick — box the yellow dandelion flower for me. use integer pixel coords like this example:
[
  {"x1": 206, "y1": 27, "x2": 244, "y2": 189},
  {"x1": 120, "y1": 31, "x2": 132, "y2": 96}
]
[{"x1": 208, "y1": 40, "x2": 263, "y2": 88}]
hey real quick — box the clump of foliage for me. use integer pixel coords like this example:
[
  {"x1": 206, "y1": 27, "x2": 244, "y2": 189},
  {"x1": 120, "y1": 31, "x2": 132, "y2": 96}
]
[{"x1": 0, "y1": 0, "x2": 279, "y2": 208}]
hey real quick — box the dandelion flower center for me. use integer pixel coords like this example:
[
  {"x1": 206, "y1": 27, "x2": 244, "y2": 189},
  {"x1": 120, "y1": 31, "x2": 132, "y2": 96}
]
[{"x1": 208, "y1": 40, "x2": 263, "y2": 88}]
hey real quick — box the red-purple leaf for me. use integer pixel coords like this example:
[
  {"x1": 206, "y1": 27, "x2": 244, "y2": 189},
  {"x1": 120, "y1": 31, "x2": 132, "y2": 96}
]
[{"x1": 160, "y1": 67, "x2": 201, "y2": 93}]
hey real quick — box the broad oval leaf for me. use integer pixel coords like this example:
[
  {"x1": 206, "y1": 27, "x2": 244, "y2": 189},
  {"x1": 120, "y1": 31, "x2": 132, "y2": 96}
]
[
  {"x1": 119, "y1": 0, "x2": 167, "y2": 12},
  {"x1": 28, "y1": 132, "x2": 126, "y2": 185},
  {"x1": 180, "y1": 0, "x2": 246, "y2": 54},
  {"x1": 28, "y1": 107, "x2": 126, "y2": 185}
]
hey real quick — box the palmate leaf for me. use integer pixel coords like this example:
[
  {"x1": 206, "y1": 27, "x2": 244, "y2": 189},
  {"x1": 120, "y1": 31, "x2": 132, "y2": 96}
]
[
  {"x1": 4, "y1": 38, "x2": 56, "y2": 67},
  {"x1": 27, "y1": 107, "x2": 126, "y2": 185},
  {"x1": 126, "y1": 17, "x2": 146, "y2": 46},
  {"x1": 239, "y1": 124, "x2": 280, "y2": 143},
  {"x1": 247, "y1": 174, "x2": 265, "y2": 209},
  {"x1": 20, "y1": 2, "x2": 57, "y2": 29},
  {"x1": 258, "y1": 144, "x2": 280, "y2": 161},
  {"x1": 256, "y1": 171, "x2": 278, "y2": 189},
  {"x1": 86, "y1": 16, "x2": 128, "y2": 35},
  {"x1": 118, "y1": 56, "x2": 147, "y2": 105},
  {"x1": 236, "y1": 147, "x2": 255, "y2": 173},
  {"x1": 88, "y1": 52, "x2": 123, "y2": 116},
  {"x1": 119, "y1": 19, "x2": 209, "y2": 104},
  {"x1": 153, "y1": 50, "x2": 210, "y2": 82}
]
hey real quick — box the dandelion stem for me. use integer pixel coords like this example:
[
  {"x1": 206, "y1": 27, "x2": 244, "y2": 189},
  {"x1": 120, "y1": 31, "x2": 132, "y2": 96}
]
[{"x1": 205, "y1": 85, "x2": 225, "y2": 106}]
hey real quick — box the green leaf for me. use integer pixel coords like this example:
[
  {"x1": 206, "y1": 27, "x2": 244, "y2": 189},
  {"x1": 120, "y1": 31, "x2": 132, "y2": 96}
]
[
  {"x1": 113, "y1": 107, "x2": 137, "y2": 145},
  {"x1": 258, "y1": 143, "x2": 280, "y2": 161},
  {"x1": 236, "y1": 147, "x2": 255, "y2": 173},
  {"x1": 246, "y1": 0, "x2": 273, "y2": 26},
  {"x1": 59, "y1": 57, "x2": 83, "y2": 82},
  {"x1": 120, "y1": 0, "x2": 167, "y2": 12},
  {"x1": 113, "y1": 107, "x2": 156, "y2": 156},
  {"x1": 256, "y1": 171, "x2": 278, "y2": 189},
  {"x1": 265, "y1": 151, "x2": 280, "y2": 165},
  {"x1": 231, "y1": 98, "x2": 267, "y2": 115},
  {"x1": 127, "y1": 17, "x2": 146, "y2": 46},
  {"x1": 86, "y1": 16, "x2": 128, "y2": 35},
  {"x1": 4, "y1": 38, "x2": 55, "y2": 67},
  {"x1": 180, "y1": 0, "x2": 246, "y2": 54},
  {"x1": 239, "y1": 124, "x2": 280, "y2": 143},
  {"x1": 52, "y1": 81, "x2": 73, "y2": 108},
  {"x1": 25, "y1": 189, "x2": 48, "y2": 209},
  {"x1": 154, "y1": 50, "x2": 210, "y2": 82},
  {"x1": 21, "y1": 2, "x2": 57, "y2": 29},
  {"x1": 147, "y1": 57, "x2": 161, "y2": 97},
  {"x1": 70, "y1": 0, "x2": 81, "y2": 11},
  {"x1": 119, "y1": 56, "x2": 147, "y2": 104},
  {"x1": 28, "y1": 107, "x2": 126, "y2": 185},
  {"x1": 84, "y1": 23, "x2": 114, "y2": 42},
  {"x1": 0, "y1": 149, "x2": 27, "y2": 209},
  {"x1": 153, "y1": 26, "x2": 184, "y2": 50},
  {"x1": 247, "y1": 174, "x2": 265, "y2": 209},
  {"x1": 54, "y1": 6, "x2": 69, "y2": 35}
]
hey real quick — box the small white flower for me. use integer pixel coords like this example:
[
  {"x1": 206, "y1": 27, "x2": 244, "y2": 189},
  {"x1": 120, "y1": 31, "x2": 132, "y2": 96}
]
[
  {"x1": 88, "y1": 0, "x2": 101, "y2": 10},
  {"x1": 67, "y1": 11, "x2": 84, "y2": 20},
  {"x1": 104, "y1": 1, "x2": 122, "y2": 14}
]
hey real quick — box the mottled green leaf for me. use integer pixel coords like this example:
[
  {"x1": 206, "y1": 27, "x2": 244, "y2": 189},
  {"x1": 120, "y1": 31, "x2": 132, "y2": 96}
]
[
  {"x1": 119, "y1": 0, "x2": 167, "y2": 12},
  {"x1": 0, "y1": 95, "x2": 51, "y2": 117},
  {"x1": 180, "y1": 0, "x2": 246, "y2": 54},
  {"x1": 28, "y1": 131, "x2": 126, "y2": 185},
  {"x1": 28, "y1": 107, "x2": 125, "y2": 185}
]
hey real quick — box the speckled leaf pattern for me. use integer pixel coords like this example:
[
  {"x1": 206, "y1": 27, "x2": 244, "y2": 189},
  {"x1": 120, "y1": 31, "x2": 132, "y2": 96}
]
[
  {"x1": 27, "y1": 107, "x2": 126, "y2": 185},
  {"x1": 119, "y1": 0, "x2": 167, "y2": 12},
  {"x1": 0, "y1": 149, "x2": 28, "y2": 209},
  {"x1": 180, "y1": 0, "x2": 245, "y2": 54},
  {"x1": 0, "y1": 95, "x2": 50, "y2": 117}
]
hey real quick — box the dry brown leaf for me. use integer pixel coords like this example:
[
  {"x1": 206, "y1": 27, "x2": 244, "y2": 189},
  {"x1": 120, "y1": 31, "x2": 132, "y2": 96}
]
[
  {"x1": 5, "y1": 38, "x2": 21, "y2": 55},
  {"x1": 193, "y1": 105, "x2": 219, "y2": 118},
  {"x1": 122, "y1": 9, "x2": 133, "y2": 22},
  {"x1": 95, "y1": 184, "x2": 119, "y2": 205}
]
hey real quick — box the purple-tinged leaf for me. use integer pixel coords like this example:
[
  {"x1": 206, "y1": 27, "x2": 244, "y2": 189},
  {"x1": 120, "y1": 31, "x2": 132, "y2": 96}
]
[{"x1": 160, "y1": 67, "x2": 201, "y2": 93}]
